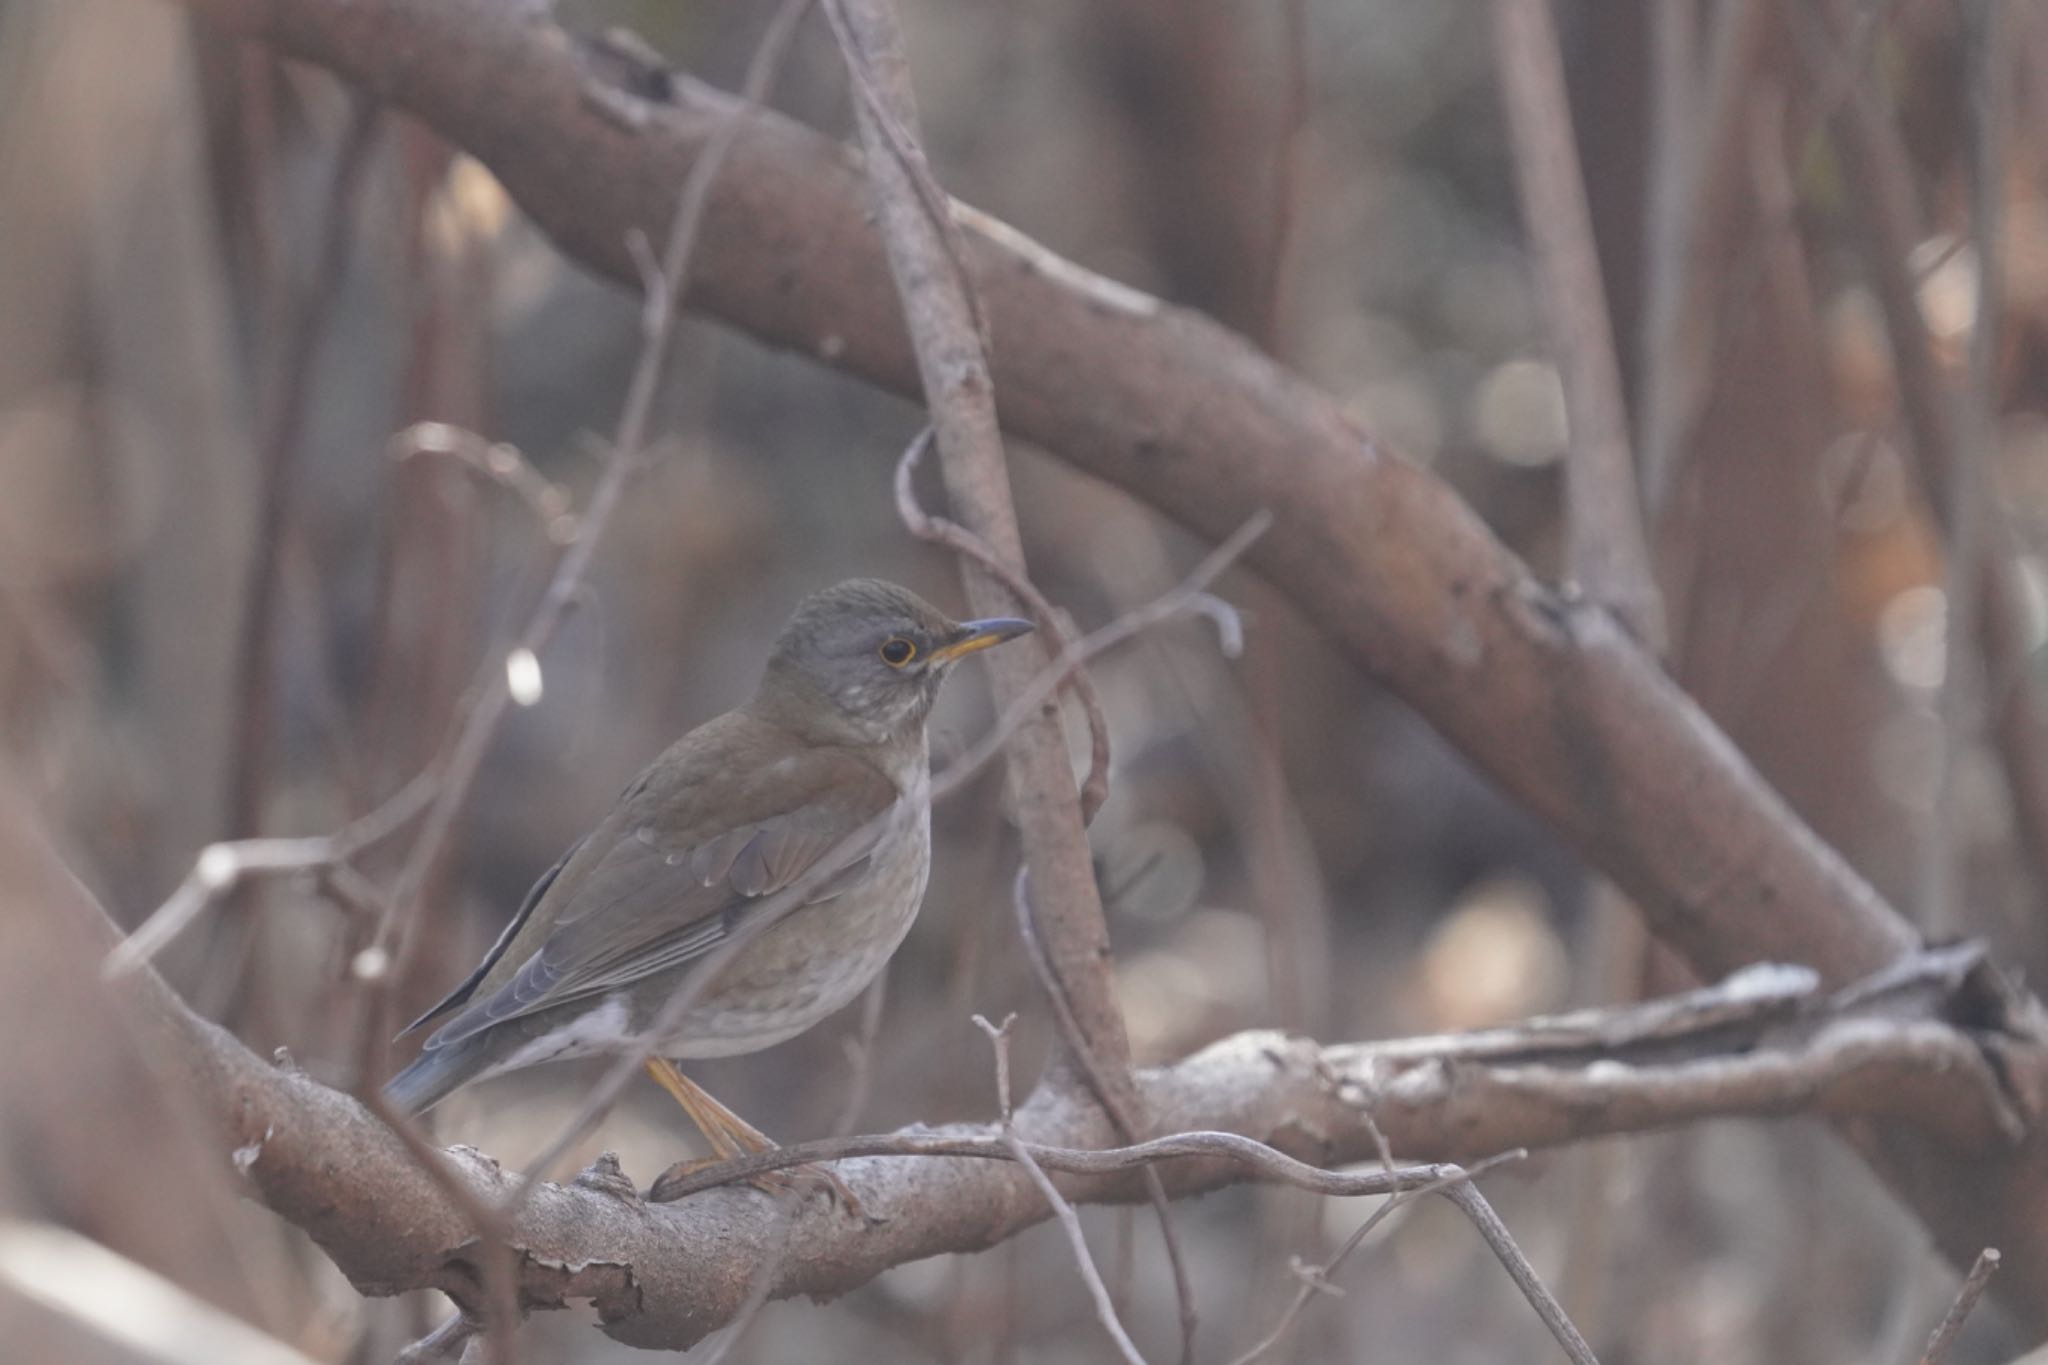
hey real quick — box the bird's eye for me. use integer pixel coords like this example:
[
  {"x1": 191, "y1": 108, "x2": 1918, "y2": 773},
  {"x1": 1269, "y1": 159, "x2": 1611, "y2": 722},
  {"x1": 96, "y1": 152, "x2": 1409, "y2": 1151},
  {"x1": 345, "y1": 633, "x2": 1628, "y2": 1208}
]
[{"x1": 879, "y1": 636, "x2": 918, "y2": 667}]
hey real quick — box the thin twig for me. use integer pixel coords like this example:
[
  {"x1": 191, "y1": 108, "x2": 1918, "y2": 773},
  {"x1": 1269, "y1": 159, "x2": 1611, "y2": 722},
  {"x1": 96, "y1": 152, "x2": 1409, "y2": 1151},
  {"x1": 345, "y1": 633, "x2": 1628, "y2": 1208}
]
[
  {"x1": 1227, "y1": 1154, "x2": 1520, "y2": 1365},
  {"x1": 1917, "y1": 1247, "x2": 2000, "y2": 1365},
  {"x1": 1258, "y1": 0, "x2": 1309, "y2": 353},
  {"x1": 825, "y1": 0, "x2": 1145, "y2": 1164},
  {"x1": 815, "y1": 0, "x2": 991, "y2": 353},
  {"x1": 972, "y1": 1013, "x2": 1021, "y2": 1120},
  {"x1": 1442, "y1": 1181, "x2": 1600, "y2": 1365},
  {"x1": 830, "y1": 969, "x2": 890, "y2": 1137},
  {"x1": 1013, "y1": 865, "x2": 1198, "y2": 1363},
  {"x1": 1492, "y1": 0, "x2": 1664, "y2": 650},
  {"x1": 895, "y1": 428, "x2": 1113, "y2": 824},
  {"x1": 930, "y1": 512, "x2": 1264, "y2": 803},
  {"x1": 224, "y1": 95, "x2": 384, "y2": 851},
  {"x1": 1795, "y1": 0, "x2": 2048, "y2": 918},
  {"x1": 394, "y1": 1315, "x2": 475, "y2": 1364},
  {"x1": 1230, "y1": 1082, "x2": 1401, "y2": 1365},
  {"x1": 1638, "y1": 0, "x2": 1769, "y2": 517},
  {"x1": 648, "y1": 1127, "x2": 1501, "y2": 1206},
  {"x1": 1925, "y1": 0, "x2": 2010, "y2": 934},
  {"x1": 976, "y1": 1014, "x2": 1148, "y2": 1365},
  {"x1": 390, "y1": 421, "x2": 576, "y2": 544},
  {"x1": 961, "y1": 524, "x2": 1265, "y2": 1361},
  {"x1": 103, "y1": 774, "x2": 434, "y2": 976}
]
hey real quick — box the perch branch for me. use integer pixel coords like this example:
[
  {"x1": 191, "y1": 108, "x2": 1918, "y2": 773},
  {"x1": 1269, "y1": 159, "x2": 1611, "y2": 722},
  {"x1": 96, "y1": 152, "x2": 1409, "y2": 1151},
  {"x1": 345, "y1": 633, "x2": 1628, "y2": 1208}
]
[{"x1": 88, "y1": 820, "x2": 2015, "y2": 1357}]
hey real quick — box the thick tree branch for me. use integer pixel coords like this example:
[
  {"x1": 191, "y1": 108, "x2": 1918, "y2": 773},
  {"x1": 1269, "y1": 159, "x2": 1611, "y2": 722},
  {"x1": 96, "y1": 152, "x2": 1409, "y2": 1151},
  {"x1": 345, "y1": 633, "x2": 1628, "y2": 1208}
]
[
  {"x1": 86, "y1": 839, "x2": 2027, "y2": 1352},
  {"x1": 161, "y1": 0, "x2": 1918, "y2": 991},
  {"x1": 158, "y1": 0, "x2": 2048, "y2": 1324}
]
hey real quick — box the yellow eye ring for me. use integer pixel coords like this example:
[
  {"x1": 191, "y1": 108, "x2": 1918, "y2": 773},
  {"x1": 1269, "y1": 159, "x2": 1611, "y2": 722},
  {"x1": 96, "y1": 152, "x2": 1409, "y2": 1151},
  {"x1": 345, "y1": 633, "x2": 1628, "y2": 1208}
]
[{"x1": 879, "y1": 636, "x2": 918, "y2": 667}]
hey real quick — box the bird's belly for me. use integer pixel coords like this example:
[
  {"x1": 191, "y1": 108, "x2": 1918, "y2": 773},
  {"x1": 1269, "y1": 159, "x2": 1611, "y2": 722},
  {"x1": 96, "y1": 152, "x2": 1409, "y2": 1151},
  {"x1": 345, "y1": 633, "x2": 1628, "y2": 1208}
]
[{"x1": 652, "y1": 806, "x2": 931, "y2": 1059}]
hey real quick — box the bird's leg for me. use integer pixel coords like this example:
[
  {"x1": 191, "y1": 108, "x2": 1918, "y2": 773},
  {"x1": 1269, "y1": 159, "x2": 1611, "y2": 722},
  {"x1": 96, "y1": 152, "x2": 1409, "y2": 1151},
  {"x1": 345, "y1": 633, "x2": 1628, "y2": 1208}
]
[
  {"x1": 643, "y1": 1058, "x2": 868, "y2": 1218},
  {"x1": 644, "y1": 1057, "x2": 773, "y2": 1157}
]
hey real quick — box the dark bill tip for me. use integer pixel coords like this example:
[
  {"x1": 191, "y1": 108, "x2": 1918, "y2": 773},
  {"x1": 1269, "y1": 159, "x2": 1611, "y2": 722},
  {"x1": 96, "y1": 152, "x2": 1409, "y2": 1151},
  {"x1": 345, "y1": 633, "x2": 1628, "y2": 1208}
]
[{"x1": 929, "y1": 616, "x2": 1034, "y2": 664}]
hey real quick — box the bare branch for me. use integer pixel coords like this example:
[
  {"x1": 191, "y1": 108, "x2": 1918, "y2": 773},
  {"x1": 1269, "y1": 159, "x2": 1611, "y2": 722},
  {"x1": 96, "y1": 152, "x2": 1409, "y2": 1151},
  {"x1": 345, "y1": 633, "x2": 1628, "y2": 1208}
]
[
  {"x1": 225, "y1": 96, "x2": 383, "y2": 856},
  {"x1": 390, "y1": 422, "x2": 576, "y2": 544},
  {"x1": 976, "y1": 1015, "x2": 1147, "y2": 1365},
  {"x1": 829, "y1": 971, "x2": 890, "y2": 1138},
  {"x1": 825, "y1": 3, "x2": 1203, "y2": 1352},
  {"x1": 1441, "y1": 1181, "x2": 1599, "y2": 1365},
  {"x1": 1227, "y1": 1157, "x2": 1514, "y2": 1365},
  {"x1": 894, "y1": 427, "x2": 1112, "y2": 824},
  {"x1": 1918, "y1": 1247, "x2": 2001, "y2": 1365},
  {"x1": 930, "y1": 514, "x2": 1263, "y2": 804},
  {"x1": 825, "y1": 0, "x2": 1139, "y2": 1106},
  {"x1": 1008, "y1": 866, "x2": 1198, "y2": 1357},
  {"x1": 1796, "y1": 0, "x2": 2048, "y2": 921},
  {"x1": 1637, "y1": 0, "x2": 1769, "y2": 516},
  {"x1": 103, "y1": 774, "x2": 433, "y2": 977},
  {"x1": 85, "y1": 785, "x2": 2028, "y2": 1359},
  {"x1": 1492, "y1": 0, "x2": 1664, "y2": 649}
]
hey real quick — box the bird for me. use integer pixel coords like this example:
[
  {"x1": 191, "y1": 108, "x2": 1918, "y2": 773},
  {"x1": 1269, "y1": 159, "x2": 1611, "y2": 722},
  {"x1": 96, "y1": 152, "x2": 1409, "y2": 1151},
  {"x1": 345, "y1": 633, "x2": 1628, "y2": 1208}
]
[{"x1": 383, "y1": 578, "x2": 1032, "y2": 1205}]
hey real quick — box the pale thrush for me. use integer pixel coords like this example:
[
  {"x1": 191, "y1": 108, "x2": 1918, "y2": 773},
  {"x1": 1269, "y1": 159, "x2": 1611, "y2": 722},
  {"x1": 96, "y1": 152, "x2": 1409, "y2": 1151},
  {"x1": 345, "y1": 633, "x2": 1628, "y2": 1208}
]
[{"x1": 384, "y1": 578, "x2": 1031, "y2": 1196}]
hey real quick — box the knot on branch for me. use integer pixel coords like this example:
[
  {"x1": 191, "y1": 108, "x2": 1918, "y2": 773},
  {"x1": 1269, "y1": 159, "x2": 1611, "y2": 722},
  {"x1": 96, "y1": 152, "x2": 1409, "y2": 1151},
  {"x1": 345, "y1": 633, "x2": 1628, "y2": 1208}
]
[{"x1": 573, "y1": 1151, "x2": 643, "y2": 1204}]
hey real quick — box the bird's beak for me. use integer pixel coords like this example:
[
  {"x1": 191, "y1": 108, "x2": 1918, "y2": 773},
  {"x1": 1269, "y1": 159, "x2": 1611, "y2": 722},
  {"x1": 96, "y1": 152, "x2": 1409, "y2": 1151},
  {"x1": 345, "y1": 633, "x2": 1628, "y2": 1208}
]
[{"x1": 928, "y1": 616, "x2": 1034, "y2": 665}]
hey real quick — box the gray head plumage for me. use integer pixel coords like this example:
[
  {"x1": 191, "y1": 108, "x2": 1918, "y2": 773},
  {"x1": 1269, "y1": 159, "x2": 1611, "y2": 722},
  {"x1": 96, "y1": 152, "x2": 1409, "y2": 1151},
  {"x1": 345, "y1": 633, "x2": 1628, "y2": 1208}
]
[{"x1": 756, "y1": 578, "x2": 1032, "y2": 744}]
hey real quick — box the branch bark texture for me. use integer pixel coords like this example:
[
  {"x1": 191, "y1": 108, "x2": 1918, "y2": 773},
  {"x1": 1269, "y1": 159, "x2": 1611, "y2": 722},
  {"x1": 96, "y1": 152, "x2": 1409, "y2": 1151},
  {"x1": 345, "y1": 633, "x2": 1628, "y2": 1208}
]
[
  {"x1": 160, "y1": 0, "x2": 2048, "y2": 1326},
  {"x1": 114, "y1": 876, "x2": 2025, "y2": 1350}
]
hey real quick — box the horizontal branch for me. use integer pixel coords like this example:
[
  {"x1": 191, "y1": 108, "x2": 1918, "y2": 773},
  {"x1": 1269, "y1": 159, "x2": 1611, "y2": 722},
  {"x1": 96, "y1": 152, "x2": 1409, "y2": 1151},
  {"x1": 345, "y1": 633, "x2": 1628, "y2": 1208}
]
[
  {"x1": 111, "y1": 853, "x2": 2025, "y2": 1353},
  {"x1": 160, "y1": 0, "x2": 2048, "y2": 1324}
]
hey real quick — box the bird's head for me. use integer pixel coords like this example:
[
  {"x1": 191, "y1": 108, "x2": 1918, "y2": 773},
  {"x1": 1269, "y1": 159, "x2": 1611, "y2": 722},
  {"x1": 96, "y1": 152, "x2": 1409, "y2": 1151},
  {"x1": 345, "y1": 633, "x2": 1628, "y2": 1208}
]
[{"x1": 757, "y1": 578, "x2": 1033, "y2": 744}]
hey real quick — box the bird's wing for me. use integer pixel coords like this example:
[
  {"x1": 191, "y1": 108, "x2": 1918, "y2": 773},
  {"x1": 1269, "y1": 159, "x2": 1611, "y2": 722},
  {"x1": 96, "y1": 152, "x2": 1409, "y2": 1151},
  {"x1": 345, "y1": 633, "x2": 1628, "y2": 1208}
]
[
  {"x1": 397, "y1": 836, "x2": 584, "y2": 1039},
  {"x1": 423, "y1": 755, "x2": 901, "y2": 1049}
]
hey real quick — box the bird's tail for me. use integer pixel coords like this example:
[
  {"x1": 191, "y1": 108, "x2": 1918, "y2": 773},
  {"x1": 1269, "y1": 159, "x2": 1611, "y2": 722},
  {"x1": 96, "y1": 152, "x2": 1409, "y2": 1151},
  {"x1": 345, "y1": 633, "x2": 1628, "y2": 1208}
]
[{"x1": 382, "y1": 1039, "x2": 486, "y2": 1117}]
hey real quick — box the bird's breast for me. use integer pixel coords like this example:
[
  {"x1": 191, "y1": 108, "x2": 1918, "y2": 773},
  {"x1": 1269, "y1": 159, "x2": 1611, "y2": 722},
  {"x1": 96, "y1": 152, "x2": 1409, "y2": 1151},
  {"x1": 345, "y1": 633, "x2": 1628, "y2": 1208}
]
[{"x1": 656, "y1": 787, "x2": 932, "y2": 1058}]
